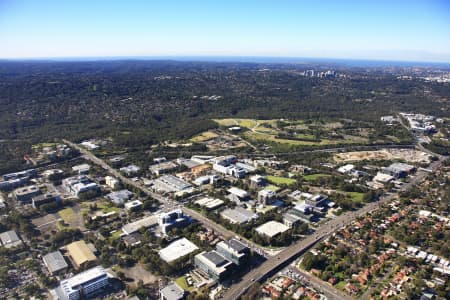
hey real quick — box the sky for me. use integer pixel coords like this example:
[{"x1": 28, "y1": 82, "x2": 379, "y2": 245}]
[{"x1": 1, "y1": 0, "x2": 450, "y2": 62}]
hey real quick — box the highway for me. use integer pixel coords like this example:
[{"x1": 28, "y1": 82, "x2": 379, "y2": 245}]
[{"x1": 222, "y1": 157, "x2": 444, "y2": 300}]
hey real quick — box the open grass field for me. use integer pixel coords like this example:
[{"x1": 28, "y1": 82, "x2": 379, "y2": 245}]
[
  {"x1": 190, "y1": 130, "x2": 219, "y2": 142},
  {"x1": 303, "y1": 173, "x2": 331, "y2": 181},
  {"x1": 346, "y1": 192, "x2": 365, "y2": 203},
  {"x1": 32, "y1": 142, "x2": 58, "y2": 149},
  {"x1": 58, "y1": 207, "x2": 78, "y2": 224},
  {"x1": 266, "y1": 175, "x2": 296, "y2": 186}
]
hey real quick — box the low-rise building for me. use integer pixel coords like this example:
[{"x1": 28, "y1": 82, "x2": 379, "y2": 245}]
[
  {"x1": 159, "y1": 237, "x2": 199, "y2": 263},
  {"x1": 216, "y1": 239, "x2": 250, "y2": 266},
  {"x1": 382, "y1": 163, "x2": 415, "y2": 178},
  {"x1": 58, "y1": 266, "x2": 108, "y2": 300},
  {"x1": 106, "y1": 189, "x2": 133, "y2": 205},
  {"x1": 105, "y1": 176, "x2": 120, "y2": 190},
  {"x1": 227, "y1": 187, "x2": 249, "y2": 203},
  {"x1": 43, "y1": 251, "x2": 68, "y2": 275},
  {"x1": 124, "y1": 200, "x2": 143, "y2": 211},
  {"x1": 122, "y1": 215, "x2": 159, "y2": 235},
  {"x1": 258, "y1": 189, "x2": 276, "y2": 205},
  {"x1": 256, "y1": 221, "x2": 289, "y2": 239},
  {"x1": 250, "y1": 175, "x2": 266, "y2": 188},
  {"x1": 220, "y1": 207, "x2": 258, "y2": 224},
  {"x1": 32, "y1": 192, "x2": 61, "y2": 209},
  {"x1": 0, "y1": 230, "x2": 22, "y2": 248},
  {"x1": 150, "y1": 161, "x2": 178, "y2": 176},
  {"x1": 194, "y1": 197, "x2": 224, "y2": 210},
  {"x1": 62, "y1": 175, "x2": 99, "y2": 197},
  {"x1": 66, "y1": 240, "x2": 97, "y2": 269},
  {"x1": 160, "y1": 282, "x2": 186, "y2": 300},
  {"x1": 305, "y1": 194, "x2": 328, "y2": 207},
  {"x1": 337, "y1": 164, "x2": 355, "y2": 174},
  {"x1": 120, "y1": 164, "x2": 141, "y2": 176},
  {"x1": 72, "y1": 163, "x2": 91, "y2": 174},
  {"x1": 13, "y1": 185, "x2": 41, "y2": 203},
  {"x1": 195, "y1": 251, "x2": 234, "y2": 281}
]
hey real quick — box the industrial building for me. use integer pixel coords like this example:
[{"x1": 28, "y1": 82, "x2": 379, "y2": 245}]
[
  {"x1": 58, "y1": 266, "x2": 108, "y2": 300},
  {"x1": 216, "y1": 239, "x2": 250, "y2": 266},
  {"x1": 382, "y1": 163, "x2": 415, "y2": 178},
  {"x1": 66, "y1": 240, "x2": 97, "y2": 269},
  {"x1": 159, "y1": 209, "x2": 191, "y2": 234},
  {"x1": 194, "y1": 197, "x2": 224, "y2": 210},
  {"x1": 256, "y1": 221, "x2": 289, "y2": 239},
  {"x1": 159, "y1": 237, "x2": 199, "y2": 263},
  {"x1": 220, "y1": 207, "x2": 258, "y2": 224},
  {"x1": 0, "y1": 230, "x2": 22, "y2": 248},
  {"x1": 43, "y1": 251, "x2": 68, "y2": 275},
  {"x1": 13, "y1": 185, "x2": 41, "y2": 203},
  {"x1": 153, "y1": 175, "x2": 193, "y2": 193},
  {"x1": 194, "y1": 251, "x2": 234, "y2": 281}
]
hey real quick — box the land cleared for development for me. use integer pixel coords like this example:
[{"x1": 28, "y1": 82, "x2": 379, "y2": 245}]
[{"x1": 334, "y1": 148, "x2": 431, "y2": 163}]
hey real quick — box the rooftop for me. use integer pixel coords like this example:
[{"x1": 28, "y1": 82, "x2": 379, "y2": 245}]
[
  {"x1": 159, "y1": 237, "x2": 199, "y2": 263},
  {"x1": 43, "y1": 251, "x2": 68, "y2": 273},
  {"x1": 122, "y1": 215, "x2": 159, "y2": 235},
  {"x1": 220, "y1": 207, "x2": 258, "y2": 224},
  {"x1": 160, "y1": 282, "x2": 185, "y2": 300},
  {"x1": 60, "y1": 266, "x2": 107, "y2": 293},
  {"x1": 256, "y1": 221, "x2": 289, "y2": 238},
  {"x1": 227, "y1": 187, "x2": 249, "y2": 198},
  {"x1": 66, "y1": 240, "x2": 96, "y2": 267}
]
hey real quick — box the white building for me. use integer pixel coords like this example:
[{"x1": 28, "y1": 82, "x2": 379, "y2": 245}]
[
  {"x1": 159, "y1": 237, "x2": 199, "y2": 263},
  {"x1": 58, "y1": 266, "x2": 108, "y2": 300},
  {"x1": 105, "y1": 176, "x2": 120, "y2": 190},
  {"x1": 255, "y1": 221, "x2": 289, "y2": 238}
]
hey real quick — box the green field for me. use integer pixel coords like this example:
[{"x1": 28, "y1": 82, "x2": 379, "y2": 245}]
[
  {"x1": 58, "y1": 208, "x2": 77, "y2": 223},
  {"x1": 266, "y1": 175, "x2": 296, "y2": 186},
  {"x1": 303, "y1": 173, "x2": 331, "y2": 181},
  {"x1": 346, "y1": 192, "x2": 365, "y2": 202}
]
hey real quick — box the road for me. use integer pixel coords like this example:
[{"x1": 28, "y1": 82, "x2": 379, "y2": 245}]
[
  {"x1": 222, "y1": 157, "x2": 444, "y2": 300},
  {"x1": 63, "y1": 139, "x2": 264, "y2": 250},
  {"x1": 286, "y1": 266, "x2": 352, "y2": 300}
]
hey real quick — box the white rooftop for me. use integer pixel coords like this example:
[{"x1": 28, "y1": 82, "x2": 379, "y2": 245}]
[
  {"x1": 159, "y1": 237, "x2": 199, "y2": 263},
  {"x1": 60, "y1": 266, "x2": 106, "y2": 291},
  {"x1": 122, "y1": 215, "x2": 158, "y2": 235},
  {"x1": 227, "y1": 187, "x2": 249, "y2": 198},
  {"x1": 256, "y1": 221, "x2": 289, "y2": 238},
  {"x1": 194, "y1": 197, "x2": 224, "y2": 209}
]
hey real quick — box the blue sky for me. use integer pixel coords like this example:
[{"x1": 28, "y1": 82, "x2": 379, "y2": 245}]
[{"x1": 1, "y1": 0, "x2": 450, "y2": 62}]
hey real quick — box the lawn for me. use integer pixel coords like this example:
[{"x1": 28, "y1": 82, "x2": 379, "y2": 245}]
[
  {"x1": 97, "y1": 202, "x2": 121, "y2": 213},
  {"x1": 190, "y1": 130, "x2": 219, "y2": 142},
  {"x1": 266, "y1": 175, "x2": 296, "y2": 186},
  {"x1": 58, "y1": 208, "x2": 78, "y2": 224},
  {"x1": 303, "y1": 173, "x2": 331, "y2": 181},
  {"x1": 175, "y1": 276, "x2": 195, "y2": 292},
  {"x1": 265, "y1": 184, "x2": 281, "y2": 192},
  {"x1": 346, "y1": 192, "x2": 365, "y2": 202}
]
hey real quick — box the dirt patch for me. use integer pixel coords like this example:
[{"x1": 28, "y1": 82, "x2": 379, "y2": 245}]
[
  {"x1": 121, "y1": 264, "x2": 160, "y2": 286},
  {"x1": 334, "y1": 149, "x2": 431, "y2": 163}
]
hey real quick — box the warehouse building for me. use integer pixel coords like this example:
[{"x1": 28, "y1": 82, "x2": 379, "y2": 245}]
[
  {"x1": 66, "y1": 240, "x2": 97, "y2": 269},
  {"x1": 43, "y1": 251, "x2": 68, "y2": 275},
  {"x1": 256, "y1": 221, "x2": 289, "y2": 239},
  {"x1": 0, "y1": 230, "x2": 22, "y2": 248},
  {"x1": 159, "y1": 237, "x2": 199, "y2": 263}
]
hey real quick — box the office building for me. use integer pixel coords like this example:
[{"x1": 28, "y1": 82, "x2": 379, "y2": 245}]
[
  {"x1": 32, "y1": 192, "x2": 61, "y2": 209},
  {"x1": 194, "y1": 251, "x2": 234, "y2": 281},
  {"x1": 13, "y1": 185, "x2": 41, "y2": 203},
  {"x1": 216, "y1": 239, "x2": 250, "y2": 266},
  {"x1": 159, "y1": 209, "x2": 191, "y2": 234},
  {"x1": 58, "y1": 266, "x2": 108, "y2": 300},
  {"x1": 160, "y1": 282, "x2": 186, "y2": 300}
]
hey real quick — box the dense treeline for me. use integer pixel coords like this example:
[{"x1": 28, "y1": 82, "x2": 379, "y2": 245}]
[{"x1": 0, "y1": 60, "x2": 448, "y2": 172}]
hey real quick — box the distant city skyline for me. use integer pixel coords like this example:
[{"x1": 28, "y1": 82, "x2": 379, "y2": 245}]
[{"x1": 1, "y1": 0, "x2": 450, "y2": 62}]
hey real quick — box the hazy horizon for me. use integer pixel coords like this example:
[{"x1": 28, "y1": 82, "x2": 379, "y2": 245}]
[{"x1": 1, "y1": 0, "x2": 450, "y2": 62}]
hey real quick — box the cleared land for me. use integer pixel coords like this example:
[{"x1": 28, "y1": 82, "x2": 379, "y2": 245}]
[
  {"x1": 334, "y1": 149, "x2": 431, "y2": 163},
  {"x1": 303, "y1": 173, "x2": 331, "y2": 181}
]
